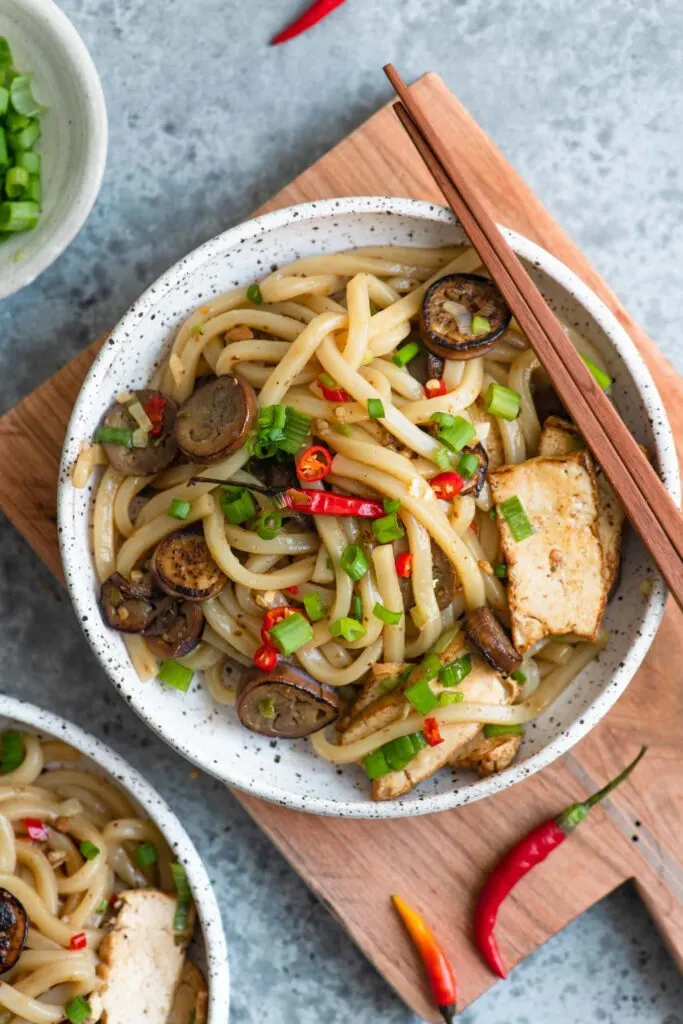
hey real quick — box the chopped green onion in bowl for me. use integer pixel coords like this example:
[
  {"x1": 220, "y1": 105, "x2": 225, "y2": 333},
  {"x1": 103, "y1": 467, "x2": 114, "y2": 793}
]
[{"x1": 0, "y1": 38, "x2": 44, "y2": 237}]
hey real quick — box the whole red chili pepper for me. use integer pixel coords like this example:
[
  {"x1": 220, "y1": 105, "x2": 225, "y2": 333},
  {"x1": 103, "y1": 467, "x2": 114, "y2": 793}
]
[
  {"x1": 392, "y1": 895, "x2": 457, "y2": 1023},
  {"x1": 275, "y1": 487, "x2": 385, "y2": 518},
  {"x1": 271, "y1": 0, "x2": 347, "y2": 45},
  {"x1": 474, "y1": 745, "x2": 647, "y2": 979}
]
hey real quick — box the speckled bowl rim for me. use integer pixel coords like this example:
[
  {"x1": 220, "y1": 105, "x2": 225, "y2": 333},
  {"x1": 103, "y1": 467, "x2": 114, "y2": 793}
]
[
  {"x1": 0, "y1": 694, "x2": 230, "y2": 1019},
  {"x1": 0, "y1": 0, "x2": 108, "y2": 299},
  {"x1": 58, "y1": 196, "x2": 679, "y2": 819}
]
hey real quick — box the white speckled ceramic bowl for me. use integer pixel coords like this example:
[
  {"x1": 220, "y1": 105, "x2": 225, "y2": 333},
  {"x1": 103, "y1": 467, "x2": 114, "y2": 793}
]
[
  {"x1": 58, "y1": 198, "x2": 679, "y2": 819},
  {"x1": 0, "y1": 695, "x2": 229, "y2": 1020},
  {"x1": 0, "y1": 0, "x2": 107, "y2": 298}
]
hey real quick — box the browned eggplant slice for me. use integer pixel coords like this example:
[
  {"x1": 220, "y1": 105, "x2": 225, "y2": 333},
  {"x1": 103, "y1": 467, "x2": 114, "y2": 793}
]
[
  {"x1": 174, "y1": 375, "x2": 257, "y2": 463},
  {"x1": 0, "y1": 888, "x2": 28, "y2": 973},
  {"x1": 101, "y1": 390, "x2": 178, "y2": 476},
  {"x1": 152, "y1": 531, "x2": 226, "y2": 601},
  {"x1": 426, "y1": 350, "x2": 445, "y2": 381},
  {"x1": 100, "y1": 577, "x2": 157, "y2": 634},
  {"x1": 237, "y1": 665, "x2": 340, "y2": 738},
  {"x1": 143, "y1": 600, "x2": 204, "y2": 658},
  {"x1": 465, "y1": 604, "x2": 522, "y2": 675},
  {"x1": 420, "y1": 274, "x2": 511, "y2": 360},
  {"x1": 109, "y1": 570, "x2": 155, "y2": 600},
  {"x1": 458, "y1": 442, "x2": 488, "y2": 497}
]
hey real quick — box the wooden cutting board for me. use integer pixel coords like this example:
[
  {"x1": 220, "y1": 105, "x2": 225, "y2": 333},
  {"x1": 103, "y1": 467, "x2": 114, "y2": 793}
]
[{"x1": 0, "y1": 74, "x2": 681, "y2": 1019}]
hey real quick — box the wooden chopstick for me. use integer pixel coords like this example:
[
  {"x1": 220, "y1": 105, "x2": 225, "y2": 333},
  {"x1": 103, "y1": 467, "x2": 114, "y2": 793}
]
[{"x1": 384, "y1": 64, "x2": 683, "y2": 610}]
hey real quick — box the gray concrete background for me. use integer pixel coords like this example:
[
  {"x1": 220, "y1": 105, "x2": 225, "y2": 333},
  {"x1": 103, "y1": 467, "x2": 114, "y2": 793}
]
[{"x1": 0, "y1": 1, "x2": 682, "y2": 1021}]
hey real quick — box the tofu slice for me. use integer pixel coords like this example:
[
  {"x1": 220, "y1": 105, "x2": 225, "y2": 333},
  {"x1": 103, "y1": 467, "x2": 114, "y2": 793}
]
[
  {"x1": 168, "y1": 961, "x2": 209, "y2": 1024},
  {"x1": 449, "y1": 733, "x2": 521, "y2": 776},
  {"x1": 490, "y1": 451, "x2": 606, "y2": 652},
  {"x1": 340, "y1": 662, "x2": 409, "y2": 730},
  {"x1": 372, "y1": 656, "x2": 513, "y2": 801},
  {"x1": 538, "y1": 417, "x2": 624, "y2": 594},
  {"x1": 97, "y1": 890, "x2": 190, "y2": 1024}
]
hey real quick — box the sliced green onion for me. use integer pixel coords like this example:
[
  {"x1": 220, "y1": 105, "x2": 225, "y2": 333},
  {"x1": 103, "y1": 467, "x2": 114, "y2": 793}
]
[
  {"x1": 95, "y1": 898, "x2": 109, "y2": 914},
  {"x1": 331, "y1": 421, "x2": 352, "y2": 436},
  {"x1": 135, "y1": 842, "x2": 159, "y2": 867},
  {"x1": 457, "y1": 451, "x2": 479, "y2": 479},
  {"x1": 511, "y1": 669, "x2": 527, "y2": 684},
  {"x1": 383, "y1": 498, "x2": 400, "y2": 514},
  {"x1": 268, "y1": 612, "x2": 313, "y2": 655},
  {"x1": 431, "y1": 412, "x2": 455, "y2": 428},
  {"x1": 0, "y1": 731, "x2": 24, "y2": 774},
  {"x1": 330, "y1": 617, "x2": 366, "y2": 642},
  {"x1": 372, "y1": 512, "x2": 405, "y2": 544},
  {"x1": 373, "y1": 602, "x2": 402, "y2": 626},
  {"x1": 168, "y1": 498, "x2": 191, "y2": 521},
  {"x1": 278, "y1": 407, "x2": 312, "y2": 454},
  {"x1": 410, "y1": 731, "x2": 428, "y2": 752},
  {"x1": 340, "y1": 544, "x2": 369, "y2": 581},
  {"x1": 420, "y1": 651, "x2": 442, "y2": 681},
  {"x1": 79, "y1": 840, "x2": 100, "y2": 861},
  {"x1": 26, "y1": 174, "x2": 40, "y2": 203},
  {"x1": 318, "y1": 372, "x2": 337, "y2": 389},
  {"x1": 14, "y1": 149, "x2": 39, "y2": 174},
  {"x1": 485, "y1": 382, "x2": 521, "y2": 420},
  {"x1": 65, "y1": 996, "x2": 91, "y2": 1024},
  {"x1": 377, "y1": 673, "x2": 402, "y2": 695},
  {"x1": 436, "y1": 415, "x2": 476, "y2": 453},
  {"x1": 433, "y1": 445, "x2": 454, "y2": 471},
  {"x1": 382, "y1": 735, "x2": 417, "y2": 772},
  {"x1": 255, "y1": 511, "x2": 282, "y2": 540},
  {"x1": 471, "y1": 315, "x2": 492, "y2": 336},
  {"x1": 0, "y1": 127, "x2": 8, "y2": 172},
  {"x1": 409, "y1": 604, "x2": 428, "y2": 629},
  {"x1": 483, "y1": 723, "x2": 525, "y2": 738},
  {"x1": 247, "y1": 283, "x2": 263, "y2": 304},
  {"x1": 220, "y1": 486, "x2": 256, "y2": 524},
  {"x1": 493, "y1": 562, "x2": 507, "y2": 579},
  {"x1": 0, "y1": 88, "x2": 8, "y2": 119},
  {"x1": 367, "y1": 398, "x2": 385, "y2": 419},
  {"x1": 0, "y1": 200, "x2": 39, "y2": 231},
  {"x1": 10, "y1": 75, "x2": 42, "y2": 118},
  {"x1": 0, "y1": 38, "x2": 12, "y2": 68},
  {"x1": 405, "y1": 677, "x2": 438, "y2": 715},
  {"x1": 363, "y1": 749, "x2": 391, "y2": 779},
  {"x1": 171, "y1": 862, "x2": 192, "y2": 933},
  {"x1": 158, "y1": 659, "x2": 194, "y2": 693},
  {"x1": 500, "y1": 495, "x2": 535, "y2": 542},
  {"x1": 439, "y1": 691, "x2": 464, "y2": 705},
  {"x1": 392, "y1": 341, "x2": 420, "y2": 367},
  {"x1": 302, "y1": 591, "x2": 326, "y2": 622},
  {"x1": 190, "y1": 324, "x2": 204, "y2": 336},
  {"x1": 5, "y1": 110, "x2": 29, "y2": 132},
  {"x1": 351, "y1": 595, "x2": 363, "y2": 622},
  {"x1": 581, "y1": 354, "x2": 612, "y2": 391},
  {"x1": 488, "y1": 506, "x2": 497, "y2": 520},
  {"x1": 93, "y1": 425, "x2": 134, "y2": 448},
  {"x1": 259, "y1": 697, "x2": 277, "y2": 719},
  {"x1": 7, "y1": 119, "x2": 40, "y2": 151},
  {"x1": 430, "y1": 626, "x2": 460, "y2": 655},
  {"x1": 363, "y1": 729, "x2": 428, "y2": 778},
  {"x1": 439, "y1": 654, "x2": 472, "y2": 687}
]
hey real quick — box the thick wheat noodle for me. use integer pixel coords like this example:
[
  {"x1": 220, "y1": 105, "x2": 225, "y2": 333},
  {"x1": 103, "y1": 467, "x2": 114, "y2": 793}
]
[
  {"x1": 402, "y1": 513, "x2": 442, "y2": 659},
  {"x1": 342, "y1": 274, "x2": 370, "y2": 369},
  {"x1": 318, "y1": 424, "x2": 438, "y2": 483},
  {"x1": 224, "y1": 523, "x2": 319, "y2": 556},
  {"x1": 449, "y1": 494, "x2": 476, "y2": 536},
  {"x1": 201, "y1": 598, "x2": 260, "y2": 658},
  {"x1": 71, "y1": 445, "x2": 107, "y2": 489},
  {"x1": 113, "y1": 474, "x2": 153, "y2": 538},
  {"x1": 93, "y1": 468, "x2": 123, "y2": 583},
  {"x1": 236, "y1": 362, "x2": 320, "y2": 388},
  {"x1": 0, "y1": 817, "x2": 16, "y2": 874},
  {"x1": 217, "y1": 587, "x2": 263, "y2": 640},
  {"x1": 371, "y1": 545, "x2": 405, "y2": 662},
  {"x1": 372, "y1": 359, "x2": 424, "y2": 400},
  {"x1": 201, "y1": 626, "x2": 253, "y2": 666},
  {"x1": 235, "y1": 555, "x2": 280, "y2": 616},
  {"x1": 177, "y1": 643, "x2": 223, "y2": 670},
  {"x1": 350, "y1": 245, "x2": 464, "y2": 267},
  {"x1": 337, "y1": 520, "x2": 384, "y2": 651},
  {"x1": 297, "y1": 639, "x2": 383, "y2": 686},
  {"x1": 332, "y1": 454, "x2": 486, "y2": 609},
  {"x1": 260, "y1": 253, "x2": 436, "y2": 286},
  {"x1": 508, "y1": 348, "x2": 542, "y2": 454},
  {"x1": 205, "y1": 660, "x2": 238, "y2": 706},
  {"x1": 364, "y1": 274, "x2": 401, "y2": 307},
  {"x1": 204, "y1": 509, "x2": 316, "y2": 590},
  {"x1": 443, "y1": 360, "x2": 465, "y2": 388},
  {"x1": 398, "y1": 358, "x2": 483, "y2": 423},
  {"x1": 14, "y1": 843, "x2": 58, "y2": 915},
  {"x1": 257, "y1": 312, "x2": 348, "y2": 407}
]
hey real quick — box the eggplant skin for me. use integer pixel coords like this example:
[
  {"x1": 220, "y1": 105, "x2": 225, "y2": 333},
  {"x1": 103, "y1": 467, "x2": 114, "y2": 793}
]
[
  {"x1": 143, "y1": 600, "x2": 204, "y2": 659},
  {"x1": 465, "y1": 604, "x2": 522, "y2": 676},
  {"x1": 458, "y1": 442, "x2": 488, "y2": 498},
  {"x1": 420, "y1": 274, "x2": 511, "y2": 360},
  {"x1": 0, "y1": 888, "x2": 28, "y2": 974},
  {"x1": 100, "y1": 578, "x2": 157, "y2": 634},
  {"x1": 152, "y1": 532, "x2": 226, "y2": 602},
  {"x1": 174, "y1": 376, "x2": 257, "y2": 463},
  {"x1": 237, "y1": 665, "x2": 340, "y2": 739}
]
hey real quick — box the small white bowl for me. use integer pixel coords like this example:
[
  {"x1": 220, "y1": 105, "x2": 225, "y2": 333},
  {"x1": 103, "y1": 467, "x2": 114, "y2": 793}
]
[
  {"x1": 58, "y1": 197, "x2": 679, "y2": 819},
  {"x1": 0, "y1": 0, "x2": 107, "y2": 298},
  {"x1": 0, "y1": 695, "x2": 230, "y2": 1021}
]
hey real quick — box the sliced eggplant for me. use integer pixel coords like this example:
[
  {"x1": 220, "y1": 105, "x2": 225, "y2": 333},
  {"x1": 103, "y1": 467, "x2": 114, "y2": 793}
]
[
  {"x1": 426, "y1": 350, "x2": 445, "y2": 381},
  {"x1": 174, "y1": 375, "x2": 257, "y2": 463},
  {"x1": 465, "y1": 604, "x2": 522, "y2": 675},
  {"x1": 420, "y1": 274, "x2": 511, "y2": 360},
  {"x1": 458, "y1": 442, "x2": 488, "y2": 498},
  {"x1": 100, "y1": 577, "x2": 157, "y2": 634},
  {"x1": 109, "y1": 570, "x2": 155, "y2": 600},
  {"x1": 237, "y1": 664, "x2": 340, "y2": 738},
  {"x1": 152, "y1": 531, "x2": 226, "y2": 601},
  {"x1": 100, "y1": 390, "x2": 178, "y2": 476},
  {"x1": 143, "y1": 600, "x2": 204, "y2": 659},
  {"x1": 0, "y1": 888, "x2": 28, "y2": 973}
]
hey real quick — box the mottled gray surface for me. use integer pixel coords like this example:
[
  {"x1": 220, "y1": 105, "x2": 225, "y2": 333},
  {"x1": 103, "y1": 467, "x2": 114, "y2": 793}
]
[{"x1": 0, "y1": 0, "x2": 681, "y2": 1021}]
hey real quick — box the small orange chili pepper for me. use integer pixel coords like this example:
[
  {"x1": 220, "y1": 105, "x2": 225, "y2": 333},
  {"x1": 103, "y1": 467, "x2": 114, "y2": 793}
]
[
  {"x1": 297, "y1": 444, "x2": 333, "y2": 482},
  {"x1": 392, "y1": 894, "x2": 457, "y2": 1023}
]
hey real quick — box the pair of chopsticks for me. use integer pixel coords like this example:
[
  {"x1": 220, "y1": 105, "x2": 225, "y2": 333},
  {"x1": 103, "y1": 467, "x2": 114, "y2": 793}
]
[{"x1": 384, "y1": 64, "x2": 683, "y2": 611}]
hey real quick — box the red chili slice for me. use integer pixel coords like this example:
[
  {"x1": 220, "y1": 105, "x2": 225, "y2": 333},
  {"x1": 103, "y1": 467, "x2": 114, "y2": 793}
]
[
  {"x1": 423, "y1": 717, "x2": 444, "y2": 747},
  {"x1": 143, "y1": 395, "x2": 166, "y2": 437},
  {"x1": 425, "y1": 378, "x2": 448, "y2": 398},
  {"x1": 320, "y1": 383, "x2": 352, "y2": 403},
  {"x1": 431, "y1": 471, "x2": 465, "y2": 500},
  {"x1": 395, "y1": 552, "x2": 413, "y2": 578},
  {"x1": 24, "y1": 818, "x2": 48, "y2": 842},
  {"x1": 260, "y1": 606, "x2": 298, "y2": 647},
  {"x1": 286, "y1": 585, "x2": 299, "y2": 596},
  {"x1": 297, "y1": 445, "x2": 333, "y2": 482},
  {"x1": 69, "y1": 932, "x2": 87, "y2": 951},
  {"x1": 254, "y1": 645, "x2": 278, "y2": 672}
]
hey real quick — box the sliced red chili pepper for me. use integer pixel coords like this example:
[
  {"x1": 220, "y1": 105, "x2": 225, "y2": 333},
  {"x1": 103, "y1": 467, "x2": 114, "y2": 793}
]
[
  {"x1": 69, "y1": 932, "x2": 87, "y2": 951},
  {"x1": 286, "y1": 585, "x2": 299, "y2": 596},
  {"x1": 392, "y1": 895, "x2": 457, "y2": 1022},
  {"x1": 143, "y1": 395, "x2": 166, "y2": 437},
  {"x1": 320, "y1": 383, "x2": 352, "y2": 403},
  {"x1": 395, "y1": 552, "x2": 413, "y2": 578},
  {"x1": 469, "y1": 520, "x2": 478, "y2": 533},
  {"x1": 297, "y1": 445, "x2": 333, "y2": 482},
  {"x1": 253, "y1": 645, "x2": 278, "y2": 672},
  {"x1": 24, "y1": 818, "x2": 48, "y2": 842},
  {"x1": 423, "y1": 718, "x2": 444, "y2": 747},
  {"x1": 425, "y1": 378, "x2": 448, "y2": 398},
  {"x1": 275, "y1": 488, "x2": 385, "y2": 519},
  {"x1": 430, "y1": 472, "x2": 465, "y2": 500},
  {"x1": 271, "y1": 0, "x2": 347, "y2": 45},
  {"x1": 260, "y1": 606, "x2": 298, "y2": 647},
  {"x1": 473, "y1": 745, "x2": 647, "y2": 979}
]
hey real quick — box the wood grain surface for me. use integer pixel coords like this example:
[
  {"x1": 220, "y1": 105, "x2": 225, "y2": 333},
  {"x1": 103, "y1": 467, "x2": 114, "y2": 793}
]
[{"x1": 0, "y1": 74, "x2": 680, "y2": 1019}]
